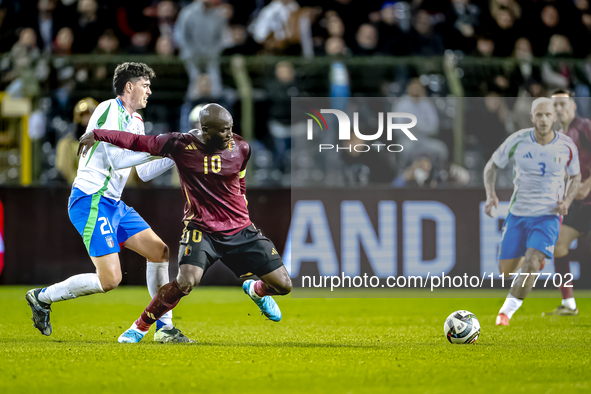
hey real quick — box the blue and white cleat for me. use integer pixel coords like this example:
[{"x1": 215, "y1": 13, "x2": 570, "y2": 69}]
[
  {"x1": 242, "y1": 279, "x2": 282, "y2": 322},
  {"x1": 118, "y1": 328, "x2": 145, "y2": 343}
]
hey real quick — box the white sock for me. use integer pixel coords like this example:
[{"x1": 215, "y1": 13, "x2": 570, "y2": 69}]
[
  {"x1": 249, "y1": 281, "x2": 262, "y2": 300},
  {"x1": 499, "y1": 294, "x2": 523, "y2": 319},
  {"x1": 146, "y1": 261, "x2": 173, "y2": 329},
  {"x1": 38, "y1": 273, "x2": 104, "y2": 304},
  {"x1": 562, "y1": 297, "x2": 577, "y2": 310},
  {"x1": 131, "y1": 321, "x2": 149, "y2": 334}
]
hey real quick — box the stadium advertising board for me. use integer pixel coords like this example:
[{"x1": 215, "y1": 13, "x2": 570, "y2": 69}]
[{"x1": 0, "y1": 187, "x2": 588, "y2": 293}]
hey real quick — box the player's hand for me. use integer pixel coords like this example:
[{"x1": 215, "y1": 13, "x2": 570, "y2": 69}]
[
  {"x1": 77, "y1": 131, "x2": 97, "y2": 157},
  {"x1": 485, "y1": 195, "x2": 499, "y2": 218},
  {"x1": 557, "y1": 200, "x2": 569, "y2": 216}
]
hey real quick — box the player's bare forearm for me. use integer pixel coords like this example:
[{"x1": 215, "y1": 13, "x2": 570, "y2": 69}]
[
  {"x1": 483, "y1": 158, "x2": 498, "y2": 199},
  {"x1": 564, "y1": 173, "x2": 582, "y2": 205},
  {"x1": 483, "y1": 158, "x2": 499, "y2": 217},
  {"x1": 575, "y1": 174, "x2": 591, "y2": 200}
]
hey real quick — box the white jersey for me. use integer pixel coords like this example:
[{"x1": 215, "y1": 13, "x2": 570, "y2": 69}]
[
  {"x1": 72, "y1": 98, "x2": 174, "y2": 200},
  {"x1": 492, "y1": 128, "x2": 580, "y2": 217}
]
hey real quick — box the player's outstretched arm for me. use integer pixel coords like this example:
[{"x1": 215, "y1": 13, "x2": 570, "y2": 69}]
[
  {"x1": 78, "y1": 129, "x2": 172, "y2": 158},
  {"x1": 484, "y1": 157, "x2": 499, "y2": 218},
  {"x1": 78, "y1": 130, "x2": 163, "y2": 171}
]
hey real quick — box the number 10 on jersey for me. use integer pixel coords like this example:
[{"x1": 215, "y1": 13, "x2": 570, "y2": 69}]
[{"x1": 204, "y1": 155, "x2": 221, "y2": 174}]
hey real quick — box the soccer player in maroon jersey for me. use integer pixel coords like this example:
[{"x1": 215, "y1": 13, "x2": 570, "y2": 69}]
[
  {"x1": 550, "y1": 90, "x2": 589, "y2": 316},
  {"x1": 78, "y1": 103, "x2": 292, "y2": 343}
]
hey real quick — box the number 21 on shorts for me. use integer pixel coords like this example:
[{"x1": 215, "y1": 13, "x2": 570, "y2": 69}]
[{"x1": 98, "y1": 217, "x2": 114, "y2": 235}]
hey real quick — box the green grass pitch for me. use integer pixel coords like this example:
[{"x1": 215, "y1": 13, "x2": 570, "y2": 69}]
[{"x1": 1, "y1": 286, "x2": 590, "y2": 393}]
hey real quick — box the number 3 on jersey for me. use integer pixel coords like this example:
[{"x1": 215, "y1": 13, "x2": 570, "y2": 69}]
[
  {"x1": 538, "y1": 162, "x2": 546, "y2": 176},
  {"x1": 204, "y1": 155, "x2": 221, "y2": 174}
]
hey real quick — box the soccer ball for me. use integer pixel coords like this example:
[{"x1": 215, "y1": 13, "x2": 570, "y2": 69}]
[{"x1": 443, "y1": 310, "x2": 480, "y2": 344}]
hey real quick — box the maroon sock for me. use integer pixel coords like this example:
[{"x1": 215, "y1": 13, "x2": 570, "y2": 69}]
[
  {"x1": 254, "y1": 280, "x2": 279, "y2": 297},
  {"x1": 554, "y1": 255, "x2": 574, "y2": 299},
  {"x1": 136, "y1": 279, "x2": 189, "y2": 330}
]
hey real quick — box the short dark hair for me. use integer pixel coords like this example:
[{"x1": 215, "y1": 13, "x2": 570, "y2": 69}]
[
  {"x1": 113, "y1": 62, "x2": 156, "y2": 96},
  {"x1": 551, "y1": 89, "x2": 574, "y2": 98}
]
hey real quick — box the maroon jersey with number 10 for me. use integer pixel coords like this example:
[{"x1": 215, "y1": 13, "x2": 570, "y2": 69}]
[{"x1": 93, "y1": 129, "x2": 252, "y2": 234}]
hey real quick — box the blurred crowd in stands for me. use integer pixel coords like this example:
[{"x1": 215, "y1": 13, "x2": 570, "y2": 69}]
[
  {"x1": 2, "y1": 0, "x2": 591, "y2": 188},
  {"x1": 3, "y1": 0, "x2": 591, "y2": 59}
]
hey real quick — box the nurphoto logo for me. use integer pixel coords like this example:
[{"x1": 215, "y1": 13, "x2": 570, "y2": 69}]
[{"x1": 304, "y1": 108, "x2": 418, "y2": 153}]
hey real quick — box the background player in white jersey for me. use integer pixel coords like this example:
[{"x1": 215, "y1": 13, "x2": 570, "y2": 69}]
[
  {"x1": 25, "y1": 62, "x2": 187, "y2": 342},
  {"x1": 483, "y1": 98, "x2": 581, "y2": 326}
]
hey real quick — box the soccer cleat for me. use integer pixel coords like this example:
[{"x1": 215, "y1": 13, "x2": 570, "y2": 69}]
[
  {"x1": 25, "y1": 288, "x2": 52, "y2": 336},
  {"x1": 154, "y1": 327, "x2": 195, "y2": 343},
  {"x1": 118, "y1": 329, "x2": 145, "y2": 343},
  {"x1": 543, "y1": 305, "x2": 579, "y2": 316},
  {"x1": 242, "y1": 279, "x2": 282, "y2": 322},
  {"x1": 495, "y1": 313, "x2": 510, "y2": 326}
]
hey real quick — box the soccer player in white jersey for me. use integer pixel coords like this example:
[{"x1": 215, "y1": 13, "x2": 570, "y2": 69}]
[
  {"x1": 25, "y1": 62, "x2": 188, "y2": 342},
  {"x1": 483, "y1": 98, "x2": 581, "y2": 326}
]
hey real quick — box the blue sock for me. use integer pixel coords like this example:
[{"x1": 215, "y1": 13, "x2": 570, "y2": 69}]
[{"x1": 156, "y1": 320, "x2": 165, "y2": 331}]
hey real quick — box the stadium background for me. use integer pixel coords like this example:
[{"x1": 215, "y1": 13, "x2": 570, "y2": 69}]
[{"x1": 0, "y1": 0, "x2": 590, "y2": 288}]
